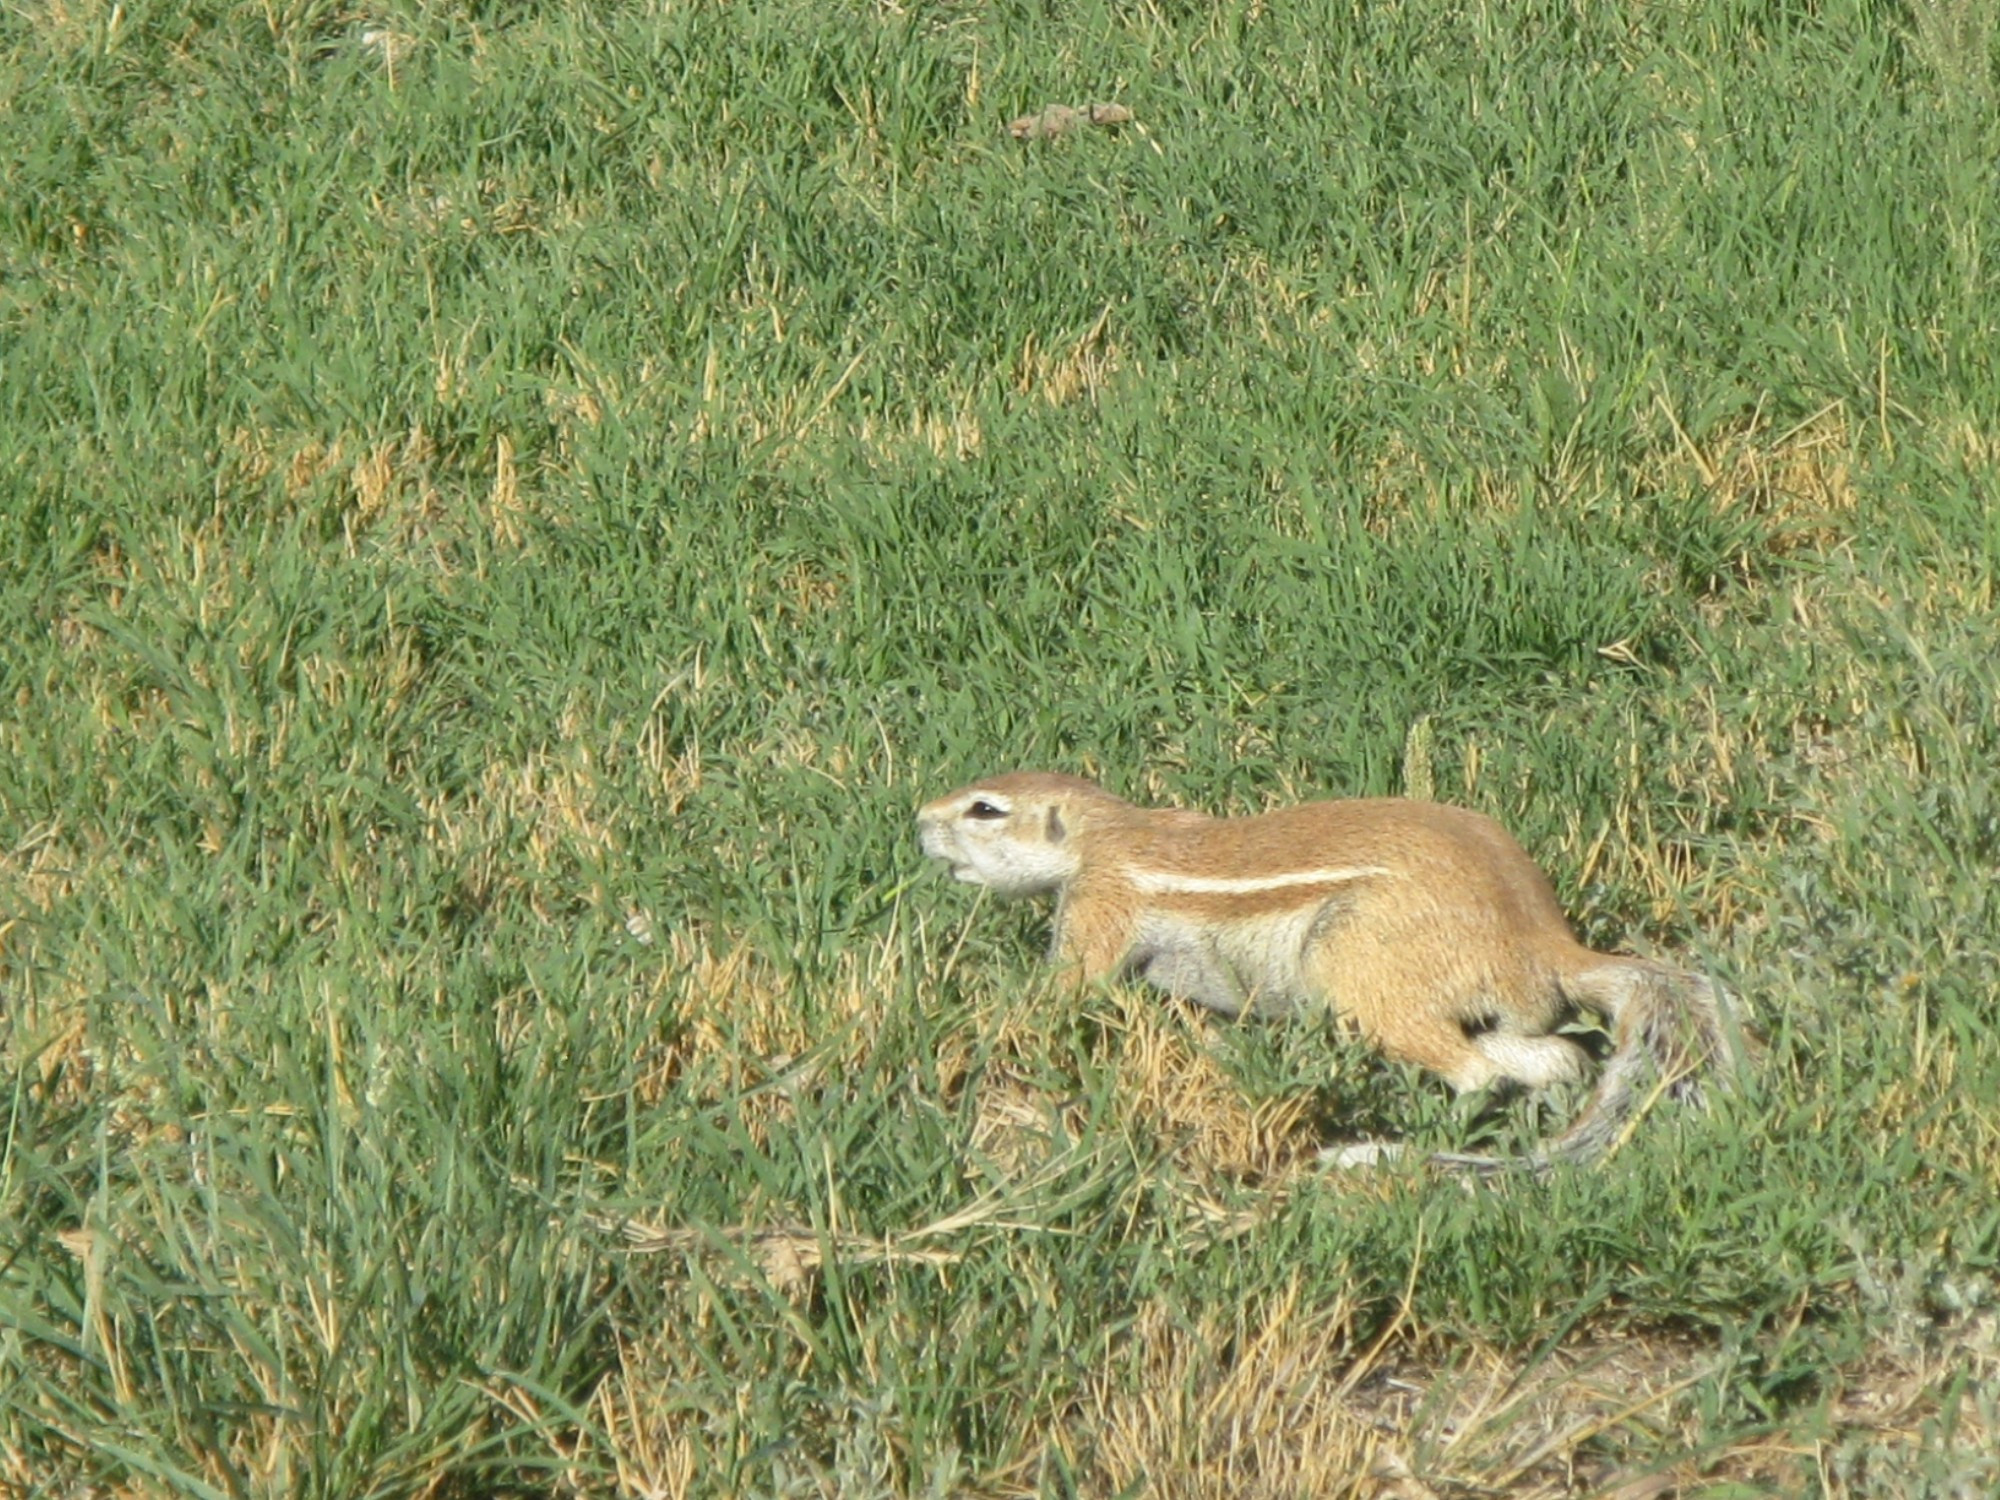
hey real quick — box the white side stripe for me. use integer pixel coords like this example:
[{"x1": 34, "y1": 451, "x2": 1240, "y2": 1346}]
[{"x1": 1128, "y1": 865, "x2": 1388, "y2": 896}]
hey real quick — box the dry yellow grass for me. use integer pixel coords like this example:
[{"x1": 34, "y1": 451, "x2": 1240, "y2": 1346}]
[{"x1": 1064, "y1": 1277, "x2": 1381, "y2": 1499}]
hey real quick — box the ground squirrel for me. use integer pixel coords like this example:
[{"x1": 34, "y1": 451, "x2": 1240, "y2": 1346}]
[
  {"x1": 917, "y1": 772, "x2": 1741, "y2": 1171},
  {"x1": 1007, "y1": 102, "x2": 1134, "y2": 140}
]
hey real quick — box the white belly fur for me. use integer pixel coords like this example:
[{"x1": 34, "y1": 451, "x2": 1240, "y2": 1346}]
[{"x1": 1130, "y1": 905, "x2": 1321, "y2": 1017}]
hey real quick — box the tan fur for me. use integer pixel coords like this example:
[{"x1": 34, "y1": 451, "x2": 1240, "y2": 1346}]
[{"x1": 917, "y1": 772, "x2": 1741, "y2": 1170}]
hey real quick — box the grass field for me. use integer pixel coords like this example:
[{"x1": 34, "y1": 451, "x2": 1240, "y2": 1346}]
[{"x1": 3, "y1": 0, "x2": 1999, "y2": 1493}]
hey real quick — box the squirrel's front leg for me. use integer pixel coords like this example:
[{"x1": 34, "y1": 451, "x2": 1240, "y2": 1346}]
[{"x1": 1050, "y1": 886, "x2": 1137, "y2": 988}]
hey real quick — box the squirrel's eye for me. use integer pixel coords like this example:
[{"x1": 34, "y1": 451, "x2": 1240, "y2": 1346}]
[{"x1": 966, "y1": 800, "x2": 1007, "y2": 820}]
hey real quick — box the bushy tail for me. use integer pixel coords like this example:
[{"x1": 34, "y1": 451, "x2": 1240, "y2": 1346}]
[
  {"x1": 1541, "y1": 958, "x2": 1739, "y2": 1163},
  {"x1": 1428, "y1": 958, "x2": 1744, "y2": 1176}
]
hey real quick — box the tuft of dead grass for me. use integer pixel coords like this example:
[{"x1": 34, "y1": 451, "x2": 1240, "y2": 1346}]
[
  {"x1": 950, "y1": 979, "x2": 1328, "y2": 1185},
  {"x1": 1644, "y1": 397, "x2": 1864, "y2": 558},
  {"x1": 1014, "y1": 305, "x2": 1121, "y2": 407},
  {"x1": 622, "y1": 928, "x2": 911, "y2": 1153},
  {"x1": 1096, "y1": 987, "x2": 1328, "y2": 1182},
  {"x1": 1064, "y1": 1277, "x2": 1382, "y2": 1499}
]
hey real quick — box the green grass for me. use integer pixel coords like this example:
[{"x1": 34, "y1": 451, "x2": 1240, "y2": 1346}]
[{"x1": 3, "y1": 0, "x2": 1998, "y2": 1493}]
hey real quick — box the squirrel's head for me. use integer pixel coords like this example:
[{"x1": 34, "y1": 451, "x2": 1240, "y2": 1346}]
[{"x1": 916, "y1": 773, "x2": 1114, "y2": 898}]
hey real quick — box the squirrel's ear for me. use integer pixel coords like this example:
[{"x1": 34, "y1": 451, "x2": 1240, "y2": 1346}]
[{"x1": 1045, "y1": 806, "x2": 1066, "y2": 843}]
